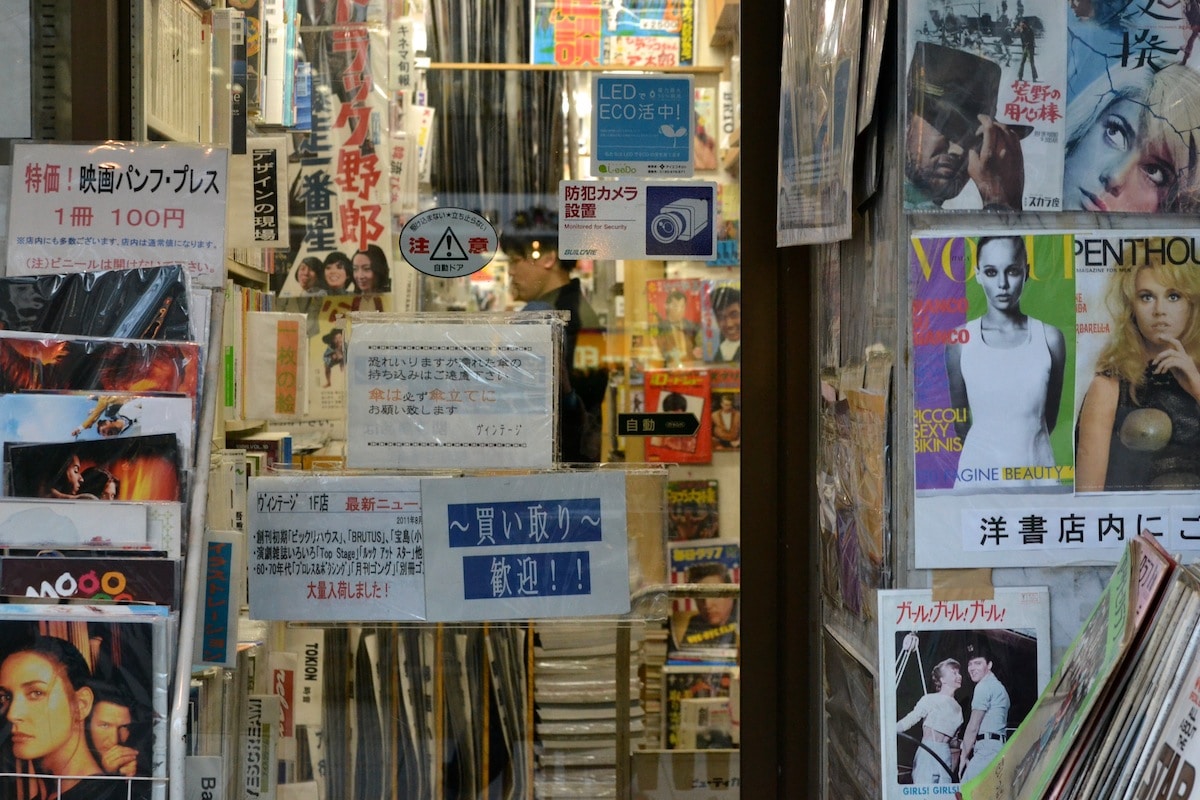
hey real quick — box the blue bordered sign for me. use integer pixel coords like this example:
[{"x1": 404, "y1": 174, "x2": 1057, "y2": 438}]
[
  {"x1": 399, "y1": 206, "x2": 498, "y2": 278},
  {"x1": 591, "y1": 74, "x2": 694, "y2": 178},
  {"x1": 421, "y1": 472, "x2": 630, "y2": 621}
]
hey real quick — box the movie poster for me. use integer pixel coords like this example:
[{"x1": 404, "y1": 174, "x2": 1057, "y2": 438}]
[
  {"x1": 878, "y1": 587, "x2": 1052, "y2": 799},
  {"x1": 0, "y1": 605, "x2": 170, "y2": 800},
  {"x1": 911, "y1": 233, "x2": 1076, "y2": 493},
  {"x1": 276, "y1": 18, "x2": 394, "y2": 301},
  {"x1": 1065, "y1": 0, "x2": 1200, "y2": 214},
  {"x1": 904, "y1": 0, "x2": 1067, "y2": 211}
]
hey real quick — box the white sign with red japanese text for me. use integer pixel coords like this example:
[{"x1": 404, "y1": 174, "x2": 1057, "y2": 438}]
[
  {"x1": 247, "y1": 474, "x2": 440, "y2": 622},
  {"x1": 557, "y1": 179, "x2": 717, "y2": 261},
  {"x1": 6, "y1": 142, "x2": 228, "y2": 288},
  {"x1": 398, "y1": 206, "x2": 497, "y2": 278},
  {"x1": 916, "y1": 492, "x2": 1200, "y2": 567},
  {"x1": 421, "y1": 471, "x2": 631, "y2": 622},
  {"x1": 344, "y1": 315, "x2": 558, "y2": 469}
]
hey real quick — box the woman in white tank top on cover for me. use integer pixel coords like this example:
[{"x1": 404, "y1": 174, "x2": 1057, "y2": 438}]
[{"x1": 945, "y1": 236, "x2": 1067, "y2": 489}]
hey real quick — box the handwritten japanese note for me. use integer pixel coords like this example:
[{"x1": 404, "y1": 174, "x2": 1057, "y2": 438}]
[
  {"x1": 421, "y1": 472, "x2": 630, "y2": 621},
  {"x1": 345, "y1": 318, "x2": 558, "y2": 469}
]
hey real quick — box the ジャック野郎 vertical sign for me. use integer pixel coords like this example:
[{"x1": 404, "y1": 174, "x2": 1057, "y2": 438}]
[{"x1": 421, "y1": 472, "x2": 630, "y2": 621}]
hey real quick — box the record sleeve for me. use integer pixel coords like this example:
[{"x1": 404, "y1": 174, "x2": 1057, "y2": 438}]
[
  {"x1": 668, "y1": 541, "x2": 740, "y2": 664},
  {"x1": 666, "y1": 479, "x2": 719, "y2": 541},
  {"x1": 0, "y1": 498, "x2": 150, "y2": 550},
  {"x1": 643, "y1": 368, "x2": 712, "y2": 464},
  {"x1": 0, "y1": 556, "x2": 181, "y2": 609},
  {"x1": 0, "y1": 604, "x2": 170, "y2": 800},
  {"x1": 6, "y1": 433, "x2": 184, "y2": 503},
  {"x1": 0, "y1": 393, "x2": 195, "y2": 488},
  {"x1": 661, "y1": 665, "x2": 737, "y2": 750},
  {"x1": 700, "y1": 279, "x2": 741, "y2": 363},
  {"x1": 0, "y1": 331, "x2": 201, "y2": 401},
  {"x1": 878, "y1": 587, "x2": 1052, "y2": 798},
  {"x1": 0, "y1": 266, "x2": 192, "y2": 342},
  {"x1": 961, "y1": 535, "x2": 1174, "y2": 799},
  {"x1": 645, "y1": 279, "x2": 704, "y2": 368}
]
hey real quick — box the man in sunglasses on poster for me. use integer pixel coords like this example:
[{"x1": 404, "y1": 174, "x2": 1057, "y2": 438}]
[{"x1": 904, "y1": 41, "x2": 1029, "y2": 211}]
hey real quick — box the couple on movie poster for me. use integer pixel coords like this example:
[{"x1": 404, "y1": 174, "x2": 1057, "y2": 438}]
[
  {"x1": 912, "y1": 232, "x2": 1200, "y2": 495},
  {"x1": 879, "y1": 588, "x2": 1051, "y2": 798},
  {"x1": 0, "y1": 613, "x2": 164, "y2": 800}
]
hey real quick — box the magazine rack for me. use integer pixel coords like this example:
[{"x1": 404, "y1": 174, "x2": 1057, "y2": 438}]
[{"x1": 168, "y1": 290, "x2": 225, "y2": 800}]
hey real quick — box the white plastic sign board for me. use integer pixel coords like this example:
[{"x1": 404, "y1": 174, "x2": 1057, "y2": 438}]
[
  {"x1": 558, "y1": 180, "x2": 717, "y2": 260},
  {"x1": 421, "y1": 472, "x2": 631, "y2": 621},
  {"x1": 345, "y1": 318, "x2": 556, "y2": 469},
  {"x1": 591, "y1": 74, "x2": 694, "y2": 177},
  {"x1": 7, "y1": 142, "x2": 229, "y2": 288},
  {"x1": 247, "y1": 475, "x2": 433, "y2": 621}
]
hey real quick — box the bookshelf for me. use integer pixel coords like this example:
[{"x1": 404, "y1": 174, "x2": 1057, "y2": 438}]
[{"x1": 131, "y1": 0, "x2": 209, "y2": 143}]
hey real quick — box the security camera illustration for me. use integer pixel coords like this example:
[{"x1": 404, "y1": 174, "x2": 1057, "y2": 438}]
[{"x1": 650, "y1": 198, "x2": 710, "y2": 244}]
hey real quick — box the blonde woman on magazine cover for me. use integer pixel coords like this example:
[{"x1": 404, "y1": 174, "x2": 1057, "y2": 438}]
[{"x1": 1076, "y1": 243, "x2": 1200, "y2": 491}]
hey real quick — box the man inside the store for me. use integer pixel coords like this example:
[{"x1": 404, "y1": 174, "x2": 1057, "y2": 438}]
[{"x1": 502, "y1": 208, "x2": 608, "y2": 463}]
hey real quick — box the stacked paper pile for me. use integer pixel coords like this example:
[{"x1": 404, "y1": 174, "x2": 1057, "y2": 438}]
[{"x1": 532, "y1": 621, "x2": 646, "y2": 799}]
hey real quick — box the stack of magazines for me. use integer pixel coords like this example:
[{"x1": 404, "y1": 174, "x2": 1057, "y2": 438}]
[{"x1": 961, "y1": 534, "x2": 1200, "y2": 799}]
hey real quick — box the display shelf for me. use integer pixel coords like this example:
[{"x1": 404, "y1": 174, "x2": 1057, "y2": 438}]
[
  {"x1": 226, "y1": 257, "x2": 269, "y2": 288},
  {"x1": 429, "y1": 61, "x2": 725, "y2": 74}
]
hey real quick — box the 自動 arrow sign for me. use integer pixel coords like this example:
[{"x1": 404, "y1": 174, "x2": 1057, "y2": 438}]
[{"x1": 617, "y1": 413, "x2": 700, "y2": 437}]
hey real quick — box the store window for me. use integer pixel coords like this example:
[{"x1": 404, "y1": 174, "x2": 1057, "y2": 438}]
[{"x1": 6, "y1": 1, "x2": 743, "y2": 798}]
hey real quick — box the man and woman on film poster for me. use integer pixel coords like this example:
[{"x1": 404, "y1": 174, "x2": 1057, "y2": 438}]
[
  {"x1": 911, "y1": 232, "x2": 1200, "y2": 498},
  {"x1": 880, "y1": 588, "x2": 1051, "y2": 798},
  {"x1": 0, "y1": 616, "x2": 163, "y2": 800}
]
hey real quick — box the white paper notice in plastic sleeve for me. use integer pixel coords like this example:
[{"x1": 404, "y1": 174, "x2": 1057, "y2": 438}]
[
  {"x1": 421, "y1": 471, "x2": 630, "y2": 622},
  {"x1": 344, "y1": 316, "x2": 557, "y2": 470},
  {"x1": 246, "y1": 474, "x2": 436, "y2": 622}
]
